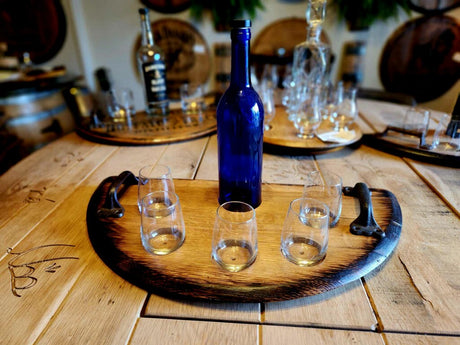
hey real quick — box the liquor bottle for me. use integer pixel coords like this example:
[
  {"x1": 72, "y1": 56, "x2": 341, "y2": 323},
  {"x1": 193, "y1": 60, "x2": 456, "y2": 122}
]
[
  {"x1": 137, "y1": 8, "x2": 169, "y2": 116},
  {"x1": 292, "y1": 0, "x2": 331, "y2": 86},
  {"x1": 217, "y1": 19, "x2": 264, "y2": 208},
  {"x1": 95, "y1": 67, "x2": 120, "y2": 120}
]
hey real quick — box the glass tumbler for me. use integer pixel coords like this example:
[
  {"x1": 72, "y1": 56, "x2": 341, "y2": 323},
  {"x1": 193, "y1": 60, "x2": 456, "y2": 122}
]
[
  {"x1": 179, "y1": 83, "x2": 206, "y2": 115},
  {"x1": 212, "y1": 201, "x2": 258, "y2": 272},
  {"x1": 138, "y1": 164, "x2": 175, "y2": 211},
  {"x1": 403, "y1": 107, "x2": 431, "y2": 135},
  {"x1": 140, "y1": 191, "x2": 185, "y2": 255},
  {"x1": 281, "y1": 198, "x2": 329, "y2": 266},
  {"x1": 303, "y1": 170, "x2": 342, "y2": 227}
]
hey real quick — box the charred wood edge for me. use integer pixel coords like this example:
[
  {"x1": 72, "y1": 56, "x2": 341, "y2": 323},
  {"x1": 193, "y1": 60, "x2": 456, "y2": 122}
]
[
  {"x1": 86, "y1": 175, "x2": 402, "y2": 302},
  {"x1": 362, "y1": 133, "x2": 460, "y2": 168},
  {"x1": 343, "y1": 182, "x2": 385, "y2": 239}
]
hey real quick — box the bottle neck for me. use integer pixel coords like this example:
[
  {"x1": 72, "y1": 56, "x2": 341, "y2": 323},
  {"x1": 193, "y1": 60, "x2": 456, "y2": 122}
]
[
  {"x1": 95, "y1": 68, "x2": 112, "y2": 92},
  {"x1": 230, "y1": 27, "x2": 251, "y2": 88},
  {"x1": 140, "y1": 13, "x2": 154, "y2": 46},
  {"x1": 306, "y1": 24, "x2": 322, "y2": 42}
]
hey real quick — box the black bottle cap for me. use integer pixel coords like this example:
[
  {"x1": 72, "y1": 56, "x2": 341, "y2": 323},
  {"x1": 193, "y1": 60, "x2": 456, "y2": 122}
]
[
  {"x1": 231, "y1": 19, "x2": 251, "y2": 28},
  {"x1": 95, "y1": 68, "x2": 111, "y2": 92},
  {"x1": 138, "y1": 8, "x2": 148, "y2": 15},
  {"x1": 446, "y1": 93, "x2": 460, "y2": 138}
]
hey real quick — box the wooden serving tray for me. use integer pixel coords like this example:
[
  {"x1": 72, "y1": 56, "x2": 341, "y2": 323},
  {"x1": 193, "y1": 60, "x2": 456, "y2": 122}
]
[
  {"x1": 363, "y1": 129, "x2": 460, "y2": 168},
  {"x1": 87, "y1": 174, "x2": 402, "y2": 302},
  {"x1": 77, "y1": 108, "x2": 216, "y2": 146},
  {"x1": 263, "y1": 106, "x2": 362, "y2": 154}
]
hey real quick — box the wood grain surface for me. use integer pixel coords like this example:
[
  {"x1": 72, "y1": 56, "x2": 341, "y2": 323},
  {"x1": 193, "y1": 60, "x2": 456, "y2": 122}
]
[
  {"x1": 87, "y1": 178, "x2": 401, "y2": 302},
  {"x1": 0, "y1": 98, "x2": 458, "y2": 344}
]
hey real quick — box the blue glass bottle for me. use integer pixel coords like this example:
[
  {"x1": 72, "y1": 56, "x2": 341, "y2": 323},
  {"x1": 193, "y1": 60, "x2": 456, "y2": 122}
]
[{"x1": 217, "y1": 19, "x2": 264, "y2": 208}]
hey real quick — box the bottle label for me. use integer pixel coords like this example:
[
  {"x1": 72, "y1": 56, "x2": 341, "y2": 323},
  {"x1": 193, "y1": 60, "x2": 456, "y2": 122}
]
[{"x1": 142, "y1": 61, "x2": 167, "y2": 102}]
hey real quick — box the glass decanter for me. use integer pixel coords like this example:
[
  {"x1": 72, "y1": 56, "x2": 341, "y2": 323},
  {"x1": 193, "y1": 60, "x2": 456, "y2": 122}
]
[{"x1": 292, "y1": 0, "x2": 331, "y2": 87}]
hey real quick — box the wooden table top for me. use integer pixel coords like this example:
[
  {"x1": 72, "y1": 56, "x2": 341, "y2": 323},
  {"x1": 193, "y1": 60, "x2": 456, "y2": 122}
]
[{"x1": 0, "y1": 99, "x2": 458, "y2": 344}]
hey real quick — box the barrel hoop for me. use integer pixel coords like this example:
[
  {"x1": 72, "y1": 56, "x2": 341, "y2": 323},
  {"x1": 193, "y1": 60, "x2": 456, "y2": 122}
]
[
  {"x1": 6, "y1": 103, "x2": 68, "y2": 127},
  {"x1": 0, "y1": 90, "x2": 58, "y2": 106}
]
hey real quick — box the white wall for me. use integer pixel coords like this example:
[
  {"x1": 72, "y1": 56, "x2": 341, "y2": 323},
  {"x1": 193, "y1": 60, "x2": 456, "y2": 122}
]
[{"x1": 48, "y1": 0, "x2": 460, "y2": 113}]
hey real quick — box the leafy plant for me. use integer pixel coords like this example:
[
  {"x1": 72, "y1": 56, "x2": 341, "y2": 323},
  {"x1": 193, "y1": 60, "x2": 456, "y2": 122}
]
[
  {"x1": 190, "y1": 0, "x2": 264, "y2": 31},
  {"x1": 331, "y1": 0, "x2": 411, "y2": 30}
]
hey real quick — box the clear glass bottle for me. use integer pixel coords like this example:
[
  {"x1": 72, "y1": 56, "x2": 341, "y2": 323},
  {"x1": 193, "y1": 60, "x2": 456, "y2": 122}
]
[
  {"x1": 137, "y1": 8, "x2": 169, "y2": 116},
  {"x1": 217, "y1": 19, "x2": 264, "y2": 208},
  {"x1": 292, "y1": 0, "x2": 331, "y2": 86}
]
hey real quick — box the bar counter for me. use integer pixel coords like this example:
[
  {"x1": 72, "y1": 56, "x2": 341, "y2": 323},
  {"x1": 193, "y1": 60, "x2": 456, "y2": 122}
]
[{"x1": 0, "y1": 99, "x2": 459, "y2": 344}]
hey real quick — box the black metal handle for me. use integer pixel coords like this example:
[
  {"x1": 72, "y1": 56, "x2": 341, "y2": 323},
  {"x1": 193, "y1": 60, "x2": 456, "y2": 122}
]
[
  {"x1": 343, "y1": 182, "x2": 385, "y2": 239},
  {"x1": 383, "y1": 125, "x2": 427, "y2": 147},
  {"x1": 97, "y1": 171, "x2": 138, "y2": 218}
]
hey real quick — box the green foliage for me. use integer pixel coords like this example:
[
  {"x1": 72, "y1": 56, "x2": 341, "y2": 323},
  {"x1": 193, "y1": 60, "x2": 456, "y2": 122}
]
[
  {"x1": 190, "y1": 0, "x2": 264, "y2": 30},
  {"x1": 331, "y1": 0, "x2": 411, "y2": 29}
]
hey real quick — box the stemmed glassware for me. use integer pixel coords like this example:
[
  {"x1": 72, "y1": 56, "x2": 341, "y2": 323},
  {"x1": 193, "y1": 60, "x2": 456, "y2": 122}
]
[
  {"x1": 257, "y1": 64, "x2": 278, "y2": 131},
  {"x1": 262, "y1": 86, "x2": 276, "y2": 131},
  {"x1": 292, "y1": 86, "x2": 322, "y2": 139}
]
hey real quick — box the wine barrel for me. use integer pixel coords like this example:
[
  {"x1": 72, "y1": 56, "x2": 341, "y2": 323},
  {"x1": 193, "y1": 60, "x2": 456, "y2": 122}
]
[
  {"x1": 0, "y1": 89, "x2": 75, "y2": 150},
  {"x1": 379, "y1": 15, "x2": 460, "y2": 103}
]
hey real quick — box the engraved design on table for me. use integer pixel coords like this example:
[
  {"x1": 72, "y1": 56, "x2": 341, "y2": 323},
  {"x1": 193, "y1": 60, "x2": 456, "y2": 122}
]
[{"x1": 7, "y1": 244, "x2": 79, "y2": 297}]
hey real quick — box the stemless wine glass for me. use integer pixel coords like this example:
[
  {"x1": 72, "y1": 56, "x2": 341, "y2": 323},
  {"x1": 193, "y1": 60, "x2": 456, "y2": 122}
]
[
  {"x1": 212, "y1": 201, "x2": 258, "y2": 272},
  {"x1": 403, "y1": 106, "x2": 431, "y2": 135},
  {"x1": 281, "y1": 198, "x2": 329, "y2": 267},
  {"x1": 138, "y1": 164, "x2": 175, "y2": 211},
  {"x1": 334, "y1": 86, "x2": 358, "y2": 131},
  {"x1": 118, "y1": 88, "x2": 136, "y2": 117},
  {"x1": 140, "y1": 191, "x2": 185, "y2": 255},
  {"x1": 303, "y1": 170, "x2": 342, "y2": 227},
  {"x1": 180, "y1": 83, "x2": 206, "y2": 115}
]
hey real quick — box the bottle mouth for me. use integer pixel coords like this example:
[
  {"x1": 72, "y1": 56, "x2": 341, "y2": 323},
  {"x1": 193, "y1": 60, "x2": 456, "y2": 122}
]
[{"x1": 231, "y1": 19, "x2": 251, "y2": 28}]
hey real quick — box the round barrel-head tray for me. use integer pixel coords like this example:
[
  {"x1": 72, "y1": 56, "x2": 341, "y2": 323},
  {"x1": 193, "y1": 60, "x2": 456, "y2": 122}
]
[
  {"x1": 86, "y1": 172, "x2": 402, "y2": 302},
  {"x1": 363, "y1": 129, "x2": 460, "y2": 168},
  {"x1": 76, "y1": 107, "x2": 216, "y2": 146},
  {"x1": 263, "y1": 106, "x2": 362, "y2": 154},
  {"x1": 134, "y1": 18, "x2": 211, "y2": 100},
  {"x1": 379, "y1": 15, "x2": 460, "y2": 103}
]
